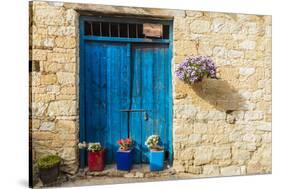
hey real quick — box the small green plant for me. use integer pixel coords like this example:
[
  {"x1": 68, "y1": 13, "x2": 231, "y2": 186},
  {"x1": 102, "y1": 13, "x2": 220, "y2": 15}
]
[
  {"x1": 145, "y1": 135, "x2": 163, "y2": 151},
  {"x1": 88, "y1": 142, "x2": 103, "y2": 152},
  {"x1": 36, "y1": 155, "x2": 61, "y2": 169}
]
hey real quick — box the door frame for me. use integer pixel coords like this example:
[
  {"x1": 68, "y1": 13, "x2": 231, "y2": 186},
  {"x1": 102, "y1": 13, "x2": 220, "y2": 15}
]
[{"x1": 79, "y1": 15, "x2": 173, "y2": 168}]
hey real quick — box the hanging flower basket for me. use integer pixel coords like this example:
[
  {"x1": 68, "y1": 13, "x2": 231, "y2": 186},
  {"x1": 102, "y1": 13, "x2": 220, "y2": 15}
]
[{"x1": 175, "y1": 55, "x2": 217, "y2": 84}]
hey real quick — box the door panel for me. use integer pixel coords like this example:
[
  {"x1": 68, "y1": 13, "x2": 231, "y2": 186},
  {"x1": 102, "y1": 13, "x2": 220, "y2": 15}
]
[
  {"x1": 84, "y1": 41, "x2": 130, "y2": 163},
  {"x1": 131, "y1": 44, "x2": 170, "y2": 163}
]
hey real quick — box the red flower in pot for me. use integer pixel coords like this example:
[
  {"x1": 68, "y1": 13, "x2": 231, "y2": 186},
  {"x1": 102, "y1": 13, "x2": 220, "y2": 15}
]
[
  {"x1": 117, "y1": 138, "x2": 132, "y2": 151},
  {"x1": 87, "y1": 142, "x2": 105, "y2": 171}
]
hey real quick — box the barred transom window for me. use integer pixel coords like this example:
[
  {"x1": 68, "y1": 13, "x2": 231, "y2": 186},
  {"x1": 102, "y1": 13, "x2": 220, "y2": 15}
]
[{"x1": 84, "y1": 21, "x2": 170, "y2": 39}]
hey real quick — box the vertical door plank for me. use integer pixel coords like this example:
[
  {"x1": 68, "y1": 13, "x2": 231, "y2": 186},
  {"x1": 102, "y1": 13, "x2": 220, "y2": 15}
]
[
  {"x1": 141, "y1": 46, "x2": 154, "y2": 163},
  {"x1": 130, "y1": 47, "x2": 142, "y2": 163}
]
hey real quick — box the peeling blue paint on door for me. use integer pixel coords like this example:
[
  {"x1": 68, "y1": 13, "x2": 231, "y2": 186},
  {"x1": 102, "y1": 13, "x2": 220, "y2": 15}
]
[{"x1": 79, "y1": 16, "x2": 173, "y2": 167}]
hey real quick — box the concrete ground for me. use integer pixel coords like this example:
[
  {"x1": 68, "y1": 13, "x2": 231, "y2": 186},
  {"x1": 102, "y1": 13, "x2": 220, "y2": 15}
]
[{"x1": 35, "y1": 164, "x2": 198, "y2": 188}]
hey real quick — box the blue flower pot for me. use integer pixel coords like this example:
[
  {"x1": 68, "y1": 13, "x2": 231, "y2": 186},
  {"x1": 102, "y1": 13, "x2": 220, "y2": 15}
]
[
  {"x1": 116, "y1": 150, "x2": 133, "y2": 171},
  {"x1": 149, "y1": 150, "x2": 164, "y2": 171}
]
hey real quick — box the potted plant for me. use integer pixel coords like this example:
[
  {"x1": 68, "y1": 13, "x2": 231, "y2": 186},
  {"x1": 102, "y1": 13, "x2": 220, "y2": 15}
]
[
  {"x1": 175, "y1": 55, "x2": 217, "y2": 84},
  {"x1": 145, "y1": 135, "x2": 164, "y2": 171},
  {"x1": 87, "y1": 142, "x2": 105, "y2": 171},
  {"x1": 78, "y1": 142, "x2": 106, "y2": 171},
  {"x1": 116, "y1": 138, "x2": 133, "y2": 171},
  {"x1": 36, "y1": 155, "x2": 61, "y2": 185}
]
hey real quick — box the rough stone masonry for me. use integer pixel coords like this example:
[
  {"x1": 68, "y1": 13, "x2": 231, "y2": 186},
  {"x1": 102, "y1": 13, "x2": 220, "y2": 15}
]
[{"x1": 29, "y1": 1, "x2": 272, "y2": 176}]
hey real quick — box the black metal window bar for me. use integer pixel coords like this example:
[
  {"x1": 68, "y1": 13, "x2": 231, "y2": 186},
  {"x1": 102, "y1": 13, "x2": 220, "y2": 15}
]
[{"x1": 84, "y1": 21, "x2": 170, "y2": 39}]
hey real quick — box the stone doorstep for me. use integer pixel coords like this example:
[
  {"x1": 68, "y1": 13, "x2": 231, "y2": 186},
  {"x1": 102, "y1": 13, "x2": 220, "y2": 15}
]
[{"x1": 76, "y1": 163, "x2": 177, "y2": 179}]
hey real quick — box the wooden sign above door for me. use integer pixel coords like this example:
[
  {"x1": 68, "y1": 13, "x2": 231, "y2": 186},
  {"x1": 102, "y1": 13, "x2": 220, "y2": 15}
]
[{"x1": 143, "y1": 23, "x2": 163, "y2": 38}]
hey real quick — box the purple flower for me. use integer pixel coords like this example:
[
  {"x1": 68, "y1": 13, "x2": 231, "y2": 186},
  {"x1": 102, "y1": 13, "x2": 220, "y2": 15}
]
[{"x1": 175, "y1": 55, "x2": 217, "y2": 84}]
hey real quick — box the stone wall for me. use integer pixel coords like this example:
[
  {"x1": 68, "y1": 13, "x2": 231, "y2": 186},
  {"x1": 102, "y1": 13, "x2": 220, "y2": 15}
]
[
  {"x1": 29, "y1": 1, "x2": 79, "y2": 174},
  {"x1": 29, "y1": 1, "x2": 271, "y2": 176}
]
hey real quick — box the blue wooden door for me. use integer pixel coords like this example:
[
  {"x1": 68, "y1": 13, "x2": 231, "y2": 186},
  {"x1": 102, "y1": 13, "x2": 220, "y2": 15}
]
[
  {"x1": 80, "y1": 17, "x2": 173, "y2": 167},
  {"x1": 83, "y1": 42, "x2": 171, "y2": 164}
]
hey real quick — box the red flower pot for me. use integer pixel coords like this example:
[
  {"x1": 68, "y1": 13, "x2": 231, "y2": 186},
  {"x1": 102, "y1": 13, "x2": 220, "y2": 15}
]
[{"x1": 87, "y1": 150, "x2": 105, "y2": 171}]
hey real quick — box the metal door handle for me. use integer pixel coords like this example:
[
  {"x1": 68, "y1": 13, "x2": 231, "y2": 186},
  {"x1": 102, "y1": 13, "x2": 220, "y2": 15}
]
[{"x1": 144, "y1": 112, "x2": 148, "y2": 121}]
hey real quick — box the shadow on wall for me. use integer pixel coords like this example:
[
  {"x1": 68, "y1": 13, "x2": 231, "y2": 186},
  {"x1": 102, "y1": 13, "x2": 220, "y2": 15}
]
[{"x1": 191, "y1": 78, "x2": 247, "y2": 112}]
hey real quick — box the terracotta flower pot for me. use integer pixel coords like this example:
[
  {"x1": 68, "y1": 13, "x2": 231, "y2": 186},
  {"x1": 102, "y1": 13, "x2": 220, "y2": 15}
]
[{"x1": 88, "y1": 150, "x2": 105, "y2": 171}]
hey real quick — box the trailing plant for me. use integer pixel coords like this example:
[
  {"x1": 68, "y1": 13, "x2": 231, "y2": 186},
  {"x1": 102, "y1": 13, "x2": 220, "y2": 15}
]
[
  {"x1": 88, "y1": 142, "x2": 103, "y2": 152},
  {"x1": 117, "y1": 138, "x2": 133, "y2": 151},
  {"x1": 175, "y1": 55, "x2": 217, "y2": 84},
  {"x1": 36, "y1": 155, "x2": 61, "y2": 169},
  {"x1": 145, "y1": 135, "x2": 163, "y2": 151}
]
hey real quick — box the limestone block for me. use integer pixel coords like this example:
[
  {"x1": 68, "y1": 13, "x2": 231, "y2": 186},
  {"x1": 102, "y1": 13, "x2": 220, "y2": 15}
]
[
  {"x1": 256, "y1": 123, "x2": 271, "y2": 131},
  {"x1": 47, "y1": 52, "x2": 75, "y2": 63},
  {"x1": 61, "y1": 86, "x2": 76, "y2": 95},
  {"x1": 194, "y1": 147, "x2": 213, "y2": 165},
  {"x1": 203, "y1": 165, "x2": 220, "y2": 176},
  {"x1": 211, "y1": 18, "x2": 240, "y2": 33},
  {"x1": 213, "y1": 146, "x2": 231, "y2": 160},
  {"x1": 220, "y1": 166, "x2": 241, "y2": 176},
  {"x1": 190, "y1": 20, "x2": 210, "y2": 34},
  {"x1": 239, "y1": 39, "x2": 256, "y2": 50},
  {"x1": 244, "y1": 22, "x2": 258, "y2": 35},
  {"x1": 31, "y1": 73, "x2": 41, "y2": 86},
  {"x1": 47, "y1": 100, "x2": 76, "y2": 116},
  {"x1": 174, "y1": 105, "x2": 198, "y2": 119},
  {"x1": 56, "y1": 94, "x2": 76, "y2": 100},
  {"x1": 55, "y1": 36, "x2": 76, "y2": 48},
  {"x1": 48, "y1": 26, "x2": 76, "y2": 36},
  {"x1": 239, "y1": 90, "x2": 252, "y2": 100},
  {"x1": 65, "y1": 9, "x2": 77, "y2": 26},
  {"x1": 262, "y1": 133, "x2": 271, "y2": 143},
  {"x1": 32, "y1": 49, "x2": 48, "y2": 61},
  {"x1": 63, "y1": 63, "x2": 76, "y2": 73},
  {"x1": 57, "y1": 72, "x2": 76, "y2": 85},
  {"x1": 33, "y1": 6, "x2": 66, "y2": 26},
  {"x1": 243, "y1": 133, "x2": 259, "y2": 142},
  {"x1": 60, "y1": 147, "x2": 77, "y2": 161},
  {"x1": 46, "y1": 85, "x2": 60, "y2": 94},
  {"x1": 171, "y1": 161, "x2": 185, "y2": 173},
  {"x1": 31, "y1": 102, "x2": 48, "y2": 116},
  {"x1": 40, "y1": 122, "x2": 55, "y2": 131},
  {"x1": 239, "y1": 67, "x2": 256, "y2": 77},
  {"x1": 43, "y1": 62, "x2": 63, "y2": 72},
  {"x1": 232, "y1": 149, "x2": 251, "y2": 164},
  {"x1": 31, "y1": 119, "x2": 40, "y2": 130},
  {"x1": 213, "y1": 46, "x2": 226, "y2": 58},
  {"x1": 244, "y1": 111, "x2": 264, "y2": 121},
  {"x1": 40, "y1": 74, "x2": 57, "y2": 85},
  {"x1": 56, "y1": 120, "x2": 77, "y2": 134},
  {"x1": 227, "y1": 50, "x2": 244, "y2": 59},
  {"x1": 185, "y1": 10, "x2": 203, "y2": 18},
  {"x1": 188, "y1": 134, "x2": 202, "y2": 144},
  {"x1": 247, "y1": 144, "x2": 272, "y2": 174},
  {"x1": 32, "y1": 131, "x2": 55, "y2": 140},
  {"x1": 33, "y1": 93, "x2": 55, "y2": 102},
  {"x1": 193, "y1": 123, "x2": 208, "y2": 134},
  {"x1": 187, "y1": 166, "x2": 202, "y2": 174}
]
